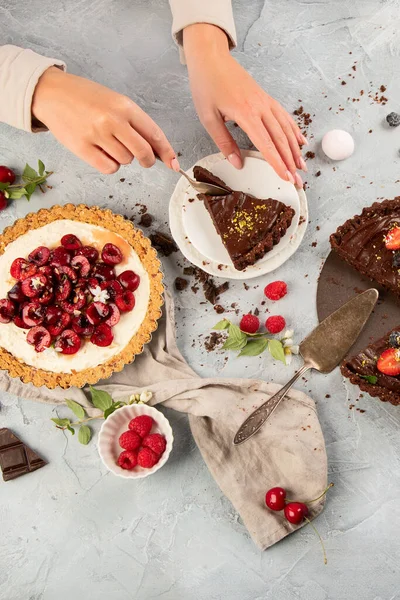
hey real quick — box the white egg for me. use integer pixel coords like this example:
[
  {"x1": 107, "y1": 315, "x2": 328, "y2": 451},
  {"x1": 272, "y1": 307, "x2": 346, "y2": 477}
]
[{"x1": 322, "y1": 129, "x2": 355, "y2": 160}]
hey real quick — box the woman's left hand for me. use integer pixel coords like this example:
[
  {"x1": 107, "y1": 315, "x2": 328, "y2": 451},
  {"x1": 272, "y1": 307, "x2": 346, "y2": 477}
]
[{"x1": 183, "y1": 24, "x2": 307, "y2": 187}]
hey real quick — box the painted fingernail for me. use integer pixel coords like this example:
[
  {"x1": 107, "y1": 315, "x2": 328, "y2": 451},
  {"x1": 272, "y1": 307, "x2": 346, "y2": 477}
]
[
  {"x1": 298, "y1": 156, "x2": 308, "y2": 172},
  {"x1": 286, "y1": 171, "x2": 295, "y2": 184},
  {"x1": 301, "y1": 135, "x2": 309, "y2": 146},
  {"x1": 171, "y1": 157, "x2": 180, "y2": 172},
  {"x1": 228, "y1": 152, "x2": 243, "y2": 169},
  {"x1": 295, "y1": 172, "x2": 303, "y2": 188}
]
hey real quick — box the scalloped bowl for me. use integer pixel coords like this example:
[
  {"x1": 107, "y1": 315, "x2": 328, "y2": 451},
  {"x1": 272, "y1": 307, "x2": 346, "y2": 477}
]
[{"x1": 98, "y1": 404, "x2": 173, "y2": 479}]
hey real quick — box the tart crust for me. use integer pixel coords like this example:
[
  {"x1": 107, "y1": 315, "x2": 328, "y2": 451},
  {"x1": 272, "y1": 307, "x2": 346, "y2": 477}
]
[{"x1": 0, "y1": 204, "x2": 164, "y2": 389}]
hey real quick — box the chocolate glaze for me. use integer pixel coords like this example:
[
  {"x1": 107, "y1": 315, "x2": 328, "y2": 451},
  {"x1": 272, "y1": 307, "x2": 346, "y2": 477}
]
[{"x1": 193, "y1": 166, "x2": 295, "y2": 271}]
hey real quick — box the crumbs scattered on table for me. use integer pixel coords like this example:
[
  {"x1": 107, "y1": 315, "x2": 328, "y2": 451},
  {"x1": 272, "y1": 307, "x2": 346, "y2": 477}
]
[
  {"x1": 139, "y1": 213, "x2": 153, "y2": 227},
  {"x1": 150, "y1": 231, "x2": 178, "y2": 256},
  {"x1": 214, "y1": 304, "x2": 225, "y2": 314},
  {"x1": 315, "y1": 171, "x2": 321, "y2": 177},
  {"x1": 204, "y1": 331, "x2": 224, "y2": 352},
  {"x1": 305, "y1": 151, "x2": 315, "y2": 160},
  {"x1": 174, "y1": 277, "x2": 188, "y2": 291}
]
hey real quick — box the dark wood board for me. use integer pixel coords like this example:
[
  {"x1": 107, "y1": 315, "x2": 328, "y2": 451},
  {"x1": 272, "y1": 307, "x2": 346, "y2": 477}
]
[{"x1": 317, "y1": 251, "x2": 400, "y2": 357}]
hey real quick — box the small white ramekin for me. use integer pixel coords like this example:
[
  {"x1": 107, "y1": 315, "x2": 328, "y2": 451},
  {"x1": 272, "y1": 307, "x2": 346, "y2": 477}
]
[{"x1": 98, "y1": 404, "x2": 173, "y2": 479}]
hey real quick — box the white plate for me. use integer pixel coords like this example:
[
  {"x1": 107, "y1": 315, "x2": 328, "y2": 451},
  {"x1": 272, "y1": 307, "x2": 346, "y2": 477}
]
[
  {"x1": 98, "y1": 404, "x2": 173, "y2": 479},
  {"x1": 169, "y1": 151, "x2": 308, "y2": 280}
]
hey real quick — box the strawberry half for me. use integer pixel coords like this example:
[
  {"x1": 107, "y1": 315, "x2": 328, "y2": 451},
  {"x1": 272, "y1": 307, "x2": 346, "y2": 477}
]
[
  {"x1": 377, "y1": 348, "x2": 400, "y2": 376},
  {"x1": 384, "y1": 226, "x2": 400, "y2": 250}
]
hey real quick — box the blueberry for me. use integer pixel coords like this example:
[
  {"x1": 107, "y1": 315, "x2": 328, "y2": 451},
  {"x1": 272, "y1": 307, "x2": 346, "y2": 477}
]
[
  {"x1": 393, "y1": 251, "x2": 400, "y2": 268},
  {"x1": 389, "y1": 331, "x2": 400, "y2": 348},
  {"x1": 386, "y1": 112, "x2": 400, "y2": 127}
]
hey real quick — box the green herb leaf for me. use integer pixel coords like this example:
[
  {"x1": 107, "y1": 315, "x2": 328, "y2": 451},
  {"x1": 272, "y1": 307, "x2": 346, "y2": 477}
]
[
  {"x1": 0, "y1": 182, "x2": 9, "y2": 191},
  {"x1": 66, "y1": 399, "x2": 85, "y2": 419},
  {"x1": 22, "y1": 163, "x2": 39, "y2": 181},
  {"x1": 228, "y1": 323, "x2": 247, "y2": 344},
  {"x1": 78, "y1": 425, "x2": 91, "y2": 445},
  {"x1": 38, "y1": 159, "x2": 45, "y2": 176},
  {"x1": 213, "y1": 319, "x2": 230, "y2": 330},
  {"x1": 89, "y1": 386, "x2": 113, "y2": 412},
  {"x1": 222, "y1": 336, "x2": 248, "y2": 351},
  {"x1": 24, "y1": 182, "x2": 37, "y2": 201},
  {"x1": 66, "y1": 425, "x2": 75, "y2": 435},
  {"x1": 360, "y1": 374, "x2": 378, "y2": 384},
  {"x1": 8, "y1": 188, "x2": 28, "y2": 200},
  {"x1": 268, "y1": 339, "x2": 286, "y2": 364},
  {"x1": 51, "y1": 417, "x2": 72, "y2": 428},
  {"x1": 238, "y1": 339, "x2": 269, "y2": 357},
  {"x1": 104, "y1": 401, "x2": 126, "y2": 419}
]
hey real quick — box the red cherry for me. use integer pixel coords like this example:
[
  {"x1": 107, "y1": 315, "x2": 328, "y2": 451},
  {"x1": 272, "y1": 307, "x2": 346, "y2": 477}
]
[
  {"x1": 86, "y1": 301, "x2": 110, "y2": 325},
  {"x1": 45, "y1": 305, "x2": 63, "y2": 326},
  {"x1": 71, "y1": 313, "x2": 94, "y2": 337},
  {"x1": 54, "y1": 329, "x2": 81, "y2": 355},
  {"x1": 13, "y1": 315, "x2": 30, "y2": 329},
  {"x1": 0, "y1": 191, "x2": 7, "y2": 211},
  {"x1": 47, "y1": 312, "x2": 71, "y2": 337},
  {"x1": 50, "y1": 247, "x2": 71, "y2": 267},
  {"x1": 28, "y1": 246, "x2": 50, "y2": 266},
  {"x1": 37, "y1": 287, "x2": 54, "y2": 305},
  {"x1": 26, "y1": 326, "x2": 51, "y2": 352},
  {"x1": 102, "y1": 243, "x2": 123, "y2": 265},
  {"x1": 22, "y1": 302, "x2": 45, "y2": 327},
  {"x1": 90, "y1": 322, "x2": 113, "y2": 346},
  {"x1": 61, "y1": 234, "x2": 82, "y2": 251},
  {"x1": 75, "y1": 245, "x2": 99, "y2": 263},
  {"x1": 60, "y1": 288, "x2": 86, "y2": 314},
  {"x1": 7, "y1": 282, "x2": 26, "y2": 303},
  {"x1": 21, "y1": 274, "x2": 47, "y2": 298},
  {"x1": 118, "y1": 270, "x2": 140, "y2": 292},
  {"x1": 0, "y1": 299, "x2": 16, "y2": 323},
  {"x1": 284, "y1": 502, "x2": 309, "y2": 525},
  {"x1": 115, "y1": 290, "x2": 135, "y2": 312},
  {"x1": 37, "y1": 265, "x2": 54, "y2": 281},
  {"x1": 0, "y1": 166, "x2": 15, "y2": 184},
  {"x1": 71, "y1": 255, "x2": 91, "y2": 277},
  {"x1": 10, "y1": 258, "x2": 37, "y2": 281},
  {"x1": 92, "y1": 262, "x2": 115, "y2": 282},
  {"x1": 104, "y1": 303, "x2": 120, "y2": 327},
  {"x1": 100, "y1": 279, "x2": 123, "y2": 299},
  {"x1": 265, "y1": 487, "x2": 287, "y2": 511},
  {"x1": 58, "y1": 265, "x2": 77, "y2": 283},
  {"x1": 55, "y1": 278, "x2": 72, "y2": 302}
]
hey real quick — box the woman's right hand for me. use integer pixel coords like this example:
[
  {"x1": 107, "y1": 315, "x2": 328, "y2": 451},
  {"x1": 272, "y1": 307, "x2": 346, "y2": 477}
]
[{"x1": 32, "y1": 67, "x2": 179, "y2": 174}]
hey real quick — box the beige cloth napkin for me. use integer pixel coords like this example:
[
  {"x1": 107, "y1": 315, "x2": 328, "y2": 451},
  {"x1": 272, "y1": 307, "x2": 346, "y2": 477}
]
[{"x1": 0, "y1": 291, "x2": 327, "y2": 549}]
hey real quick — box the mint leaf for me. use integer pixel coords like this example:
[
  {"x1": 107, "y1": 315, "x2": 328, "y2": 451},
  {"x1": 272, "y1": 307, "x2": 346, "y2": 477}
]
[
  {"x1": 228, "y1": 323, "x2": 247, "y2": 345},
  {"x1": 38, "y1": 159, "x2": 45, "y2": 176},
  {"x1": 268, "y1": 339, "x2": 286, "y2": 364},
  {"x1": 238, "y1": 339, "x2": 269, "y2": 357},
  {"x1": 104, "y1": 401, "x2": 125, "y2": 420},
  {"x1": 222, "y1": 336, "x2": 247, "y2": 351},
  {"x1": 66, "y1": 425, "x2": 75, "y2": 435},
  {"x1": 24, "y1": 182, "x2": 36, "y2": 201},
  {"x1": 78, "y1": 425, "x2": 91, "y2": 445},
  {"x1": 89, "y1": 386, "x2": 113, "y2": 412},
  {"x1": 66, "y1": 399, "x2": 85, "y2": 419},
  {"x1": 213, "y1": 319, "x2": 230, "y2": 330},
  {"x1": 51, "y1": 417, "x2": 71, "y2": 428},
  {"x1": 8, "y1": 188, "x2": 28, "y2": 200},
  {"x1": 22, "y1": 163, "x2": 38, "y2": 181},
  {"x1": 360, "y1": 374, "x2": 378, "y2": 384}
]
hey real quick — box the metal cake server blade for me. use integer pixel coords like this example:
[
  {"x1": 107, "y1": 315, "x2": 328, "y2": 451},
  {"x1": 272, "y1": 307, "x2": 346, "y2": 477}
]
[{"x1": 233, "y1": 288, "x2": 379, "y2": 446}]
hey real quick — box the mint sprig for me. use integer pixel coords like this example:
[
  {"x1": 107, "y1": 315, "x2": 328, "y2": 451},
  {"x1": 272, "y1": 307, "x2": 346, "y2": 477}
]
[
  {"x1": 0, "y1": 160, "x2": 53, "y2": 201},
  {"x1": 359, "y1": 374, "x2": 378, "y2": 384},
  {"x1": 213, "y1": 318, "x2": 287, "y2": 363}
]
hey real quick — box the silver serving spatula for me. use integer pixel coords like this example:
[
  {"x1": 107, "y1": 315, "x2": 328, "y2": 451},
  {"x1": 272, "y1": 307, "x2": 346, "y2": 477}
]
[{"x1": 233, "y1": 288, "x2": 379, "y2": 446}]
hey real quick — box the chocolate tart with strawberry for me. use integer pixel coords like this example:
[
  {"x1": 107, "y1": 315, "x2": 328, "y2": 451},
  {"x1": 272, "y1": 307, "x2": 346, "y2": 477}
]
[
  {"x1": 0, "y1": 204, "x2": 163, "y2": 389},
  {"x1": 330, "y1": 198, "x2": 400, "y2": 297},
  {"x1": 341, "y1": 327, "x2": 400, "y2": 406}
]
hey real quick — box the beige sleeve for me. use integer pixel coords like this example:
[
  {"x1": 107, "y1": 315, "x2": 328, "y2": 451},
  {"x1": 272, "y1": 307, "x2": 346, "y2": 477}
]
[
  {"x1": 168, "y1": 0, "x2": 237, "y2": 64},
  {"x1": 0, "y1": 45, "x2": 65, "y2": 133}
]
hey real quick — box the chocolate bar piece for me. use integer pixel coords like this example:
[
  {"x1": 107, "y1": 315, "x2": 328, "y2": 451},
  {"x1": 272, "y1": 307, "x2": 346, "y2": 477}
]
[{"x1": 0, "y1": 428, "x2": 47, "y2": 481}]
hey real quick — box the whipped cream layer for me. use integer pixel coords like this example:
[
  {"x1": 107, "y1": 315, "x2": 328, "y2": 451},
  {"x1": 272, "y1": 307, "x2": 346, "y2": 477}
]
[{"x1": 0, "y1": 220, "x2": 150, "y2": 373}]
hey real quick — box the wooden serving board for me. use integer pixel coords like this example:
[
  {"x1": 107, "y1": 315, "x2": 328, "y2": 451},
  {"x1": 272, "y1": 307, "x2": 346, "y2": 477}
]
[{"x1": 316, "y1": 252, "x2": 400, "y2": 357}]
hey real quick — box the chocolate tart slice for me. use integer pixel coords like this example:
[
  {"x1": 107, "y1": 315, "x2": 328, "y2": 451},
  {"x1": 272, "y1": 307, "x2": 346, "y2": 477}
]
[
  {"x1": 193, "y1": 167, "x2": 295, "y2": 271},
  {"x1": 330, "y1": 198, "x2": 400, "y2": 297},
  {"x1": 341, "y1": 327, "x2": 400, "y2": 406}
]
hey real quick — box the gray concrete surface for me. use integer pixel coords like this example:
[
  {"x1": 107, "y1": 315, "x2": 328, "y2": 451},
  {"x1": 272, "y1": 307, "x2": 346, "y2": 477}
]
[{"x1": 1, "y1": 1, "x2": 400, "y2": 598}]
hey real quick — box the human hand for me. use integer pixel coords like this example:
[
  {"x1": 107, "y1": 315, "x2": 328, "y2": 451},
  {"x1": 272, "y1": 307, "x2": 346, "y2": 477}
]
[
  {"x1": 183, "y1": 24, "x2": 307, "y2": 186},
  {"x1": 32, "y1": 67, "x2": 180, "y2": 174}
]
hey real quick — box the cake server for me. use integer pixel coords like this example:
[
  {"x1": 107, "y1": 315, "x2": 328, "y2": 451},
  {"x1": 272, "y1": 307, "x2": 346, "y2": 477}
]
[{"x1": 233, "y1": 288, "x2": 379, "y2": 445}]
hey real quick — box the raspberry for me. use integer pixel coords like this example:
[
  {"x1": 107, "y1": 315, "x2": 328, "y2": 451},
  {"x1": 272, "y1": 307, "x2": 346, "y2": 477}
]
[
  {"x1": 266, "y1": 315, "x2": 286, "y2": 334},
  {"x1": 119, "y1": 430, "x2": 142, "y2": 451},
  {"x1": 129, "y1": 415, "x2": 153, "y2": 438},
  {"x1": 117, "y1": 450, "x2": 138, "y2": 470},
  {"x1": 264, "y1": 281, "x2": 287, "y2": 301},
  {"x1": 137, "y1": 447, "x2": 159, "y2": 468},
  {"x1": 239, "y1": 314, "x2": 259, "y2": 334},
  {"x1": 143, "y1": 433, "x2": 166, "y2": 456}
]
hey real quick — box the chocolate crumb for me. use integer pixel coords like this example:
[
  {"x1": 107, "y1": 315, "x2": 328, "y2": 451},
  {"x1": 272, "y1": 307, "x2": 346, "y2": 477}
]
[
  {"x1": 311, "y1": 241, "x2": 317, "y2": 248},
  {"x1": 188, "y1": 198, "x2": 195, "y2": 203},
  {"x1": 177, "y1": 151, "x2": 182, "y2": 157},
  {"x1": 315, "y1": 171, "x2": 321, "y2": 177},
  {"x1": 150, "y1": 232, "x2": 178, "y2": 256},
  {"x1": 254, "y1": 307, "x2": 260, "y2": 316},
  {"x1": 205, "y1": 331, "x2": 224, "y2": 352},
  {"x1": 183, "y1": 266, "x2": 196, "y2": 276},
  {"x1": 120, "y1": 178, "x2": 125, "y2": 182},
  {"x1": 305, "y1": 151, "x2": 315, "y2": 159},
  {"x1": 243, "y1": 283, "x2": 250, "y2": 291},
  {"x1": 214, "y1": 304, "x2": 225, "y2": 314},
  {"x1": 341, "y1": 80, "x2": 347, "y2": 85},
  {"x1": 139, "y1": 213, "x2": 153, "y2": 228},
  {"x1": 325, "y1": 394, "x2": 331, "y2": 398},
  {"x1": 174, "y1": 277, "x2": 188, "y2": 291}
]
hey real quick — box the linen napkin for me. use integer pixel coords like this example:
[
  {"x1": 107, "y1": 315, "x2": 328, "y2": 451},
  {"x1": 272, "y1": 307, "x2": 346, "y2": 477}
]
[{"x1": 0, "y1": 291, "x2": 327, "y2": 550}]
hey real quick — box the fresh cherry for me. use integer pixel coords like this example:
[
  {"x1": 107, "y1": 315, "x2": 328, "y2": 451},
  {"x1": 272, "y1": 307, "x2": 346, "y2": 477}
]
[
  {"x1": 0, "y1": 166, "x2": 15, "y2": 184},
  {"x1": 28, "y1": 246, "x2": 50, "y2": 266},
  {"x1": 284, "y1": 502, "x2": 309, "y2": 525},
  {"x1": 21, "y1": 274, "x2": 47, "y2": 298},
  {"x1": 104, "y1": 303, "x2": 120, "y2": 327},
  {"x1": 50, "y1": 247, "x2": 71, "y2": 267},
  {"x1": 115, "y1": 290, "x2": 135, "y2": 312},
  {"x1": 55, "y1": 278, "x2": 72, "y2": 302},
  {"x1": 118, "y1": 270, "x2": 140, "y2": 292},
  {"x1": 7, "y1": 282, "x2": 26, "y2": 303},
  {"x1": 60, "y1": 288, "x2": 86, "y2": 313},
  {"x1": 86, "y1": 301, "x2": 110, "y2": 325},
  {"x1": 100, "y1": 279, "x2": 123, "y2": 299},
  {"x1": 10, "y1": 258, "x2": 37, "y2": 281},
  {"x1": 37, "y1": 287, "x2": 54, "y2": 305},
  {"x1": 102, "y1": 243, "x2": 123, "y2": 265},
  {"x1": 91, "y1": 322, "x2": 113, "y2": 347},
  {"x1": 71, "y1": 313, "x2": 94, "y2": 337},
  {"x1": 47, "y1": 312, "x2": 71, "y2": 336},
  {"x1": 265, "y1": 487, "x2": 286, "y2": 511},
  {"x1": 54, "y1": 329, "x2": 81, "y2": 355},
  {"x1": 61, "y1": 234, "x2": 82, "y2": 251},
  {"x1": 0, "y1": 299, "x2": 16, "y2": 323},
  {"x1": 27, "y1": 326, "x2": 51, "y2": 352},
  {"x1": 75, "y1": 245, "x2": 99, "y2": 263},
  {"x1": 22, "y1": 302, "x2": 45, "y2": 327},
  {"x1": 71, "y1": 255, "x2": 91, "y2": 277},
  {"x1": 92, "y1": 262, "x2": 115, "y2": 282},
  {"x1": 0, "y1": 191, "x2": 7, "y2": 211}
]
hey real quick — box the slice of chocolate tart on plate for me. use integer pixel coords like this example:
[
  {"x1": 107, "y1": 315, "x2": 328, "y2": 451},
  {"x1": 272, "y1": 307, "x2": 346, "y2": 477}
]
[{"x1": 193, "y1": 167, "x2": 295, "y2": 271}]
